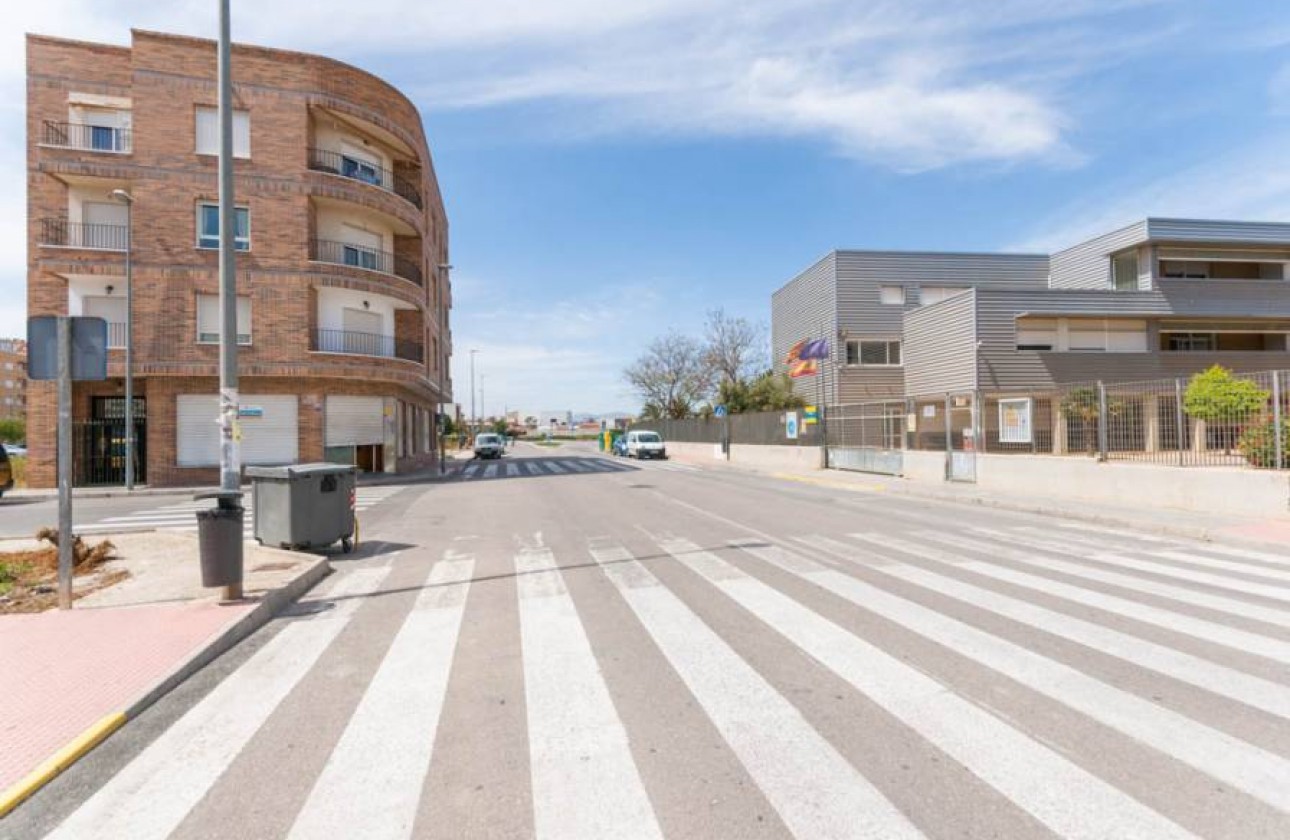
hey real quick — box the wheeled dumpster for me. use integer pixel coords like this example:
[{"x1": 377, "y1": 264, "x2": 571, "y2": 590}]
[{"x1": 246, "y1": 463, "x2": 357, "y2": 552}]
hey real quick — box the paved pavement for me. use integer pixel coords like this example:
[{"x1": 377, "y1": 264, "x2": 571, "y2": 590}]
[{"x1": 9, "y1": 449, "x2": 1290, "y2": 838}]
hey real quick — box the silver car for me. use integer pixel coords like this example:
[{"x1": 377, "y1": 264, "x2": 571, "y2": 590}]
[{"x1": 473, "y1": 433, "x2": 504, "y2": 460}]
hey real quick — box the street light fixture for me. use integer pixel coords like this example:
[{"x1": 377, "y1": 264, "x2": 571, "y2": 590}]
[{"x1": 109, "y1": 188, "x2": 135, "y2": 490}]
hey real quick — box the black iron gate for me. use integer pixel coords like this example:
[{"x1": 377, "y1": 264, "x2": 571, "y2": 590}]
[{"x1": 74, "y1": 397, "x2": 145, "y2": 486}]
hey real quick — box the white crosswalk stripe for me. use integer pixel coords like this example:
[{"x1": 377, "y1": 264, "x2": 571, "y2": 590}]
[
  {"x1": 287, "y1": 556, "x2": 474, "y2": 840},
  {"x1": 47, "y1": 519, "x2": 1290, "y2": 838},
  {"x1": 73, "y1": 487, "x2": 399, "y2": 536}
]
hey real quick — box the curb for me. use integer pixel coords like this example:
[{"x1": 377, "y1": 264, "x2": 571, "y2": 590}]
[
  {"x1": 0, "y1": 714, "x2": 126, "y2": 818},
  {"x1": 0, "y1": 555, "x2": 331, "y2": 818}
]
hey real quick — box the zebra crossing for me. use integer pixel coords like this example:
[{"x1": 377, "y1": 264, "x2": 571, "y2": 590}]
[
  {"x1": 456, "y1": 456, "x2": 700, "y2": 480},
  {"x1": 41, "y1": 522, "x2": 1290, "y2": 838},
  {"x1": 73, "y1": 487, "x2": 401, "y2": 537}
]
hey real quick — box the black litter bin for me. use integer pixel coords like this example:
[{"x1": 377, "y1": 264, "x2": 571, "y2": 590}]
[{"x1": 194, "y1": 491, "x2": 244, "y2": 588}]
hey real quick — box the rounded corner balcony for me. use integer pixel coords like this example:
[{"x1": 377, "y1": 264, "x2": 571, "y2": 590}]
[
  {"x1": 311, "y1": 329, "x2": 424, "y2": 365},
  {"x1": 309, "y1": 238, "x2": 423, "y2": 288},
  {"x1": 307, "y1": 147, "x2": 422, "y2": 212}
]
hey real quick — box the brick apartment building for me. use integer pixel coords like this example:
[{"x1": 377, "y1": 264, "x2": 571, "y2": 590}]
[
  {"x1": 27, "y1": 29, "x2": 452, "y2": 487},
  {"x1": 0, "y1": 339, "x2": 27, "y2": 419}
]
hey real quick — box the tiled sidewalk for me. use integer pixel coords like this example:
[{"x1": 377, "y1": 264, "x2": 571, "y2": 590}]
[{"x1": 0, "y1": 601, "x2": 252, "y2": 794}]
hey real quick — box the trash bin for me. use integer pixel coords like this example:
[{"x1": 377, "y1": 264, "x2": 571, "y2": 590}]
[
  {"x1": 247, "y1": 463, "x2": 357, "y2": 552},
  {"x1": 194, "y1": 491, "x2": 244, "y2": 588}
]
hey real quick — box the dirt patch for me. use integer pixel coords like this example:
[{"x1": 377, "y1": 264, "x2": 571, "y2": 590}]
[{"x1": 0, "y1": 532, "x2": 125, "y2": 614}]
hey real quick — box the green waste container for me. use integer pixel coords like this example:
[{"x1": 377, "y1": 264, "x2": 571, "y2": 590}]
[{"x1": 247, "y1": 463, "x2": 357, "y2": 552}]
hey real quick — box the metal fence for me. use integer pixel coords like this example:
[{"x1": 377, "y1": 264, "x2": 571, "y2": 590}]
[
  {"x1": 644, "y1": 409, "x2": 822, "y2": 447},
  {"x1": 904, "y1": 368, "x2": 1290, "y2": 470}
]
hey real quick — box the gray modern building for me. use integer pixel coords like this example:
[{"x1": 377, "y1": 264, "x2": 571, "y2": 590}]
[{"x1": 774, "y1": 218, "x2": 1290, "y2": 401}]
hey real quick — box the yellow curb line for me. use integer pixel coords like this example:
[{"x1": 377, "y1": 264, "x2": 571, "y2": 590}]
[
  {"x1": 0, "y1": 712, "x2": 126, "y2": 818},
  {"x1": 770, "y1": 472, "x2": 885, "y2": 493}
]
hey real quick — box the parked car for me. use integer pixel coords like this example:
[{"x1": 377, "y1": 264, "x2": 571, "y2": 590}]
[
  {"x1": 611, "y1": 436, "x2": 628, "y2": 457},
  {"x1": 473, "y1": 433, "x2": 505, "y2": 460},
  {"x1": 625, "y1": 430, "x2": 667, "y2": 460},
  {"x1": 4, "y1": 443, "x2": 27, "y2": 458},
  {"x1": 0, "y1": 445, "x2": 12, "y2": 498}
]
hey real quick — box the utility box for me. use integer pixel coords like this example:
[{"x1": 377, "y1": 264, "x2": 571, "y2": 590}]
[{"x1": 247, "y1": 463, "x2": 357, "y2": 552}]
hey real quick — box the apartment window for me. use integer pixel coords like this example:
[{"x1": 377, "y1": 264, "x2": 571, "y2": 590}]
[
  {"x1": 920, "y1": 287, "x2": 969, "y2": 306},
  {"x1": 195, "y1": 107, "x2": 250, "y2": 158},
  {"x1": 1112, "y1": 251, "x2": 1139, "y2": 291},
  {"x1": 197, "y1": 204, "x2": 250, "y2": 250},
  {"x1": 878, "y1": 285, "x2": 906, "y2": 305},
  {"x1": 197, "y1": 294, "x2": 252, "y2": 344},
  {"x1": 1164, "y1": 333, "x2": 1217, "y2": 352},
  {"x1": 342, "y1": 153, "x2": 382, "y2": 187},
  {"x1": 1016, "y1": 318, "x2": 1057, "y2": 351},
  {"x1": 846, "y1": 339, "x2": 901, "y2": 366}
]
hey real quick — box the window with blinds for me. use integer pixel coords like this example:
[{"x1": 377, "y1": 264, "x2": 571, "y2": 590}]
[
  {"x1": 196, "y1": 294, "x2": 252, "y2": 344},
  {"x1": 197, "y1": 203, "x2": 250, "y2": 250},
  {"x1": 846, "y1": 340, "x2": 901, "y2": 366},
  {"x1": 878, "y1": 286, "x2": 906, "y2": 305},
  {"x1": 195, "y1": 107, "x2": 251, "y2": 158}
]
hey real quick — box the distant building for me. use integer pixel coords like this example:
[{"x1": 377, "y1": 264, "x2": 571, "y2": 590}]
[{"x1": 0, "y1": 339, "x2": 27, "y2": 420}]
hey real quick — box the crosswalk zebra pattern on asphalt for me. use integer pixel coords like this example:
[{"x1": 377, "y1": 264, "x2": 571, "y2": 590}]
[
  {"x1": 456, "y1": 457, "x2": 700, "y2": 480},
  {"x1": 74, "y1": 487, "x2": 401, "y2": 537},
  {"x1": 43, "y1": 523, "x2": 1290, "y2": 839}
]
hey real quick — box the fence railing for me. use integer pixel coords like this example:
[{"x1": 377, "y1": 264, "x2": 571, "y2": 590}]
[
  {"x1": 41, "y1": 120, "x2": 132, "y2": 153},
  {"x1": 306, "y1": 147, "x2": 423, "y2": 209},
  {"x1": 310, "y1": 238, "x2": 423, "y2": 286},
  {"x1": 901, "y1": 368, "x2": 1290, "y2": 470},
  {"x1": 313, "y1": 328, "x2": 422, "y2": 363},
  {"x1": 40, "y1": 218, "x2": 128, "y2": 251},
  {"x1": 640, "y1": 409, "x2": 821, "y2": 446}
]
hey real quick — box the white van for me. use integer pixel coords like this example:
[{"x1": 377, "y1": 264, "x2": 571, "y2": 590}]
[{"x1": 625, "y1": 430, "x2": 667, "y2": 460}]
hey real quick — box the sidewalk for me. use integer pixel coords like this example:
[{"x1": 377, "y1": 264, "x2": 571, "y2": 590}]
[
  {"x1": 0, "y1": 533, "x2": 329, "y2": 817},
  {"x1": 666, "y1": 450, "x2": 1290, "y2": 553}
]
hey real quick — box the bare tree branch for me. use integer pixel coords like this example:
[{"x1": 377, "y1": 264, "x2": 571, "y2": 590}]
[
  {"x1": 624, "y1": 331, "x2": 713, "y2": 418},
  {"x1": 703, "y1": 308, "x2": 767, "y2": 387}
]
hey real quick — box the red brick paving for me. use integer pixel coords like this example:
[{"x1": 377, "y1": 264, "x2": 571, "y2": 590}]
[{"x1": 0, "y1": 601, "x2": 252, "y2": 793}]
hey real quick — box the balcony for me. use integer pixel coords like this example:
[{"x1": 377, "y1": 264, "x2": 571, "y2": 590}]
[
  {"x1": 307, "y1": 148, "x2": 422, "y2": 210},
  {"x1": 310, "y1": 238, "x2": 423, "y2": 286},
  {"x1": 313, "y1": 329, "x2": 423, "y2": 363},
  {"x1": 41, "y1": 218, "x2": 128, "y2": 251},
  {"x1": 105, "y1": 322, "x2": 126, "y2": 348},
  {"x1": 41, "y1": 121, "x2": 132, "y2": 153}
]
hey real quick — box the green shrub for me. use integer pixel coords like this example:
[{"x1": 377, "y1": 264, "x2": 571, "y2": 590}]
[
  {"x1": 1238, "y1": 418, "x2": 1290, "y2": 468},
  {"x1": 8, "y1": 455, "x2": 25, "y2": 488},
  {"x1": 1183, "y1": 365, "x2": 1269, "y2": 422},
  {"x1": 0, "y1": 417, "x2": 22, "y2": 444}
]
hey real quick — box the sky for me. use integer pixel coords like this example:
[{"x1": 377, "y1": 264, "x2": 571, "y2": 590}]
[{"x1": 3, "y1": 1, "x2": 1289, "y2": 416}]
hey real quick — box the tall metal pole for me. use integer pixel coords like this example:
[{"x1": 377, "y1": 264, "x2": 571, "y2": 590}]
[
  {"x1": 57, "y1": 317, "x2": 74, "y2": 609},
  {"x1": 469, "y1": 349, "x2": 477, "y2": 437},
  {"x1": 217, "y1": 0, "x2": 242, "y2": 601},
  {"x1": 123, "y1": 197, "x2": 134, "y2": 490}
]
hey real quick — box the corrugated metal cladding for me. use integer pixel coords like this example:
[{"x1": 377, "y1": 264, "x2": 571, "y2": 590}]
[
  {"x1": 836, "y1": 366, "x2": 904, "y2": 402},
  {"x1": 772, "y1": 252, "x2": 837, "y2": 402},
  {"x1": 831, "y1": 250, "x2": 1046, "y2": 404},
  {"x1": 973, "y1": 285, "x2": 1290, "y2": 390},
  {"x1": 902, "y1": 290, "x2": 977, "y2": 396},
  {"x1": 1049, "y1": 220, "x2": 1148, "y2": 290},
  {"x1": 1147, "y1": 218, "x2": 1290, "y2": 244}
]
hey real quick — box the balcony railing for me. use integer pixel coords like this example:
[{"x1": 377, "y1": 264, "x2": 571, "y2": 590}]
[
  {"x1": 41, "y1": 120, "x2": 132, "y2": 153},
  {"x1": 105, "y1": 322, "x2": 126, "y2": 348},
  {"x1": 41, "y1": 218, "x2": 128, "y2": 251},
  {"x1": 310, "y1": 238, "x2": 423, "y2": 286},
  {"x1": 313, "y1": 329, "x2": 423, "y2": 363},
  {"x1": 306, "y1": 147, "x2": 422, "y2": 210}
]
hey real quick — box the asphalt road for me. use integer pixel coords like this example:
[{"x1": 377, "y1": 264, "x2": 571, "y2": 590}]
[{"x1": 9, "y1": 442, "x2": 1290, "y2": 839}]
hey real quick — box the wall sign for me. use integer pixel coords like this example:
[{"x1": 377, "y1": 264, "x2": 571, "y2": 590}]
[{"x1": 998, "y1": 397, "x2": 1033, "y2": 444}]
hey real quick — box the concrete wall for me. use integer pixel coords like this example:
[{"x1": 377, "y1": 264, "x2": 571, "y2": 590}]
[
  {"x1": 667, "y1": 440, "x2": 823, "y2": 471},
  {"x1": 900, "y1": 449, "x2": 946, "y2": 483}
]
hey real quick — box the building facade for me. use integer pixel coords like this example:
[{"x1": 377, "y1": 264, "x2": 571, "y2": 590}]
[
  {"x1": 0, "y1": 340, "x2": 27, "y2": 419},
  {"x1": 27, "y1": 30, "x2": 452, "y2": 487},
  {"x1": 774, "y1": 219, "x2": 1290, "y2": 402}
]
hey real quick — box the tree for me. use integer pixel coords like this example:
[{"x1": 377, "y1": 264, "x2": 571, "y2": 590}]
[
  {"x1": 1059, "y1": 387, "x2": 1125, "y2": 455},
  {"x1": 0, "y1": 417, "x2": 24, "y2": 444},
  {"x1": 1183, "y1": 365, "x2": 1269, "y2": 422},
  {"x1": 624, "y1": 332, "x2": 713, "y2": 419},
  {"x1": 716, "y1": 371, "x2": 804, "y2": 413},
  {"x1": 703, "y1": 308, "x2": 766, "y2": 387},
  {"x1": 491, "y1": 418, "x2": 508, "y2": 435}
]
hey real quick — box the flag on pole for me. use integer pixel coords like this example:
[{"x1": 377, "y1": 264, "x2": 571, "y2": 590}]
[
  {"x1": 788, "y1": 359, "x2": 818, "y2": 378},
  {"x1": 800, "y1": 338, "x2": 830, "y2": 360}
]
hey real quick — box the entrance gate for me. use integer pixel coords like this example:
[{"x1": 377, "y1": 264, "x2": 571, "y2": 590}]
[
  {"x1": 826, "y1": 400, "x2": 906, "y2": 476},
  {"x1": 946, "y1": 393, "x2": 977, "y2": 482},
  {"x1": 74, "y1": 396, "x2": 146, "y2": 486}
]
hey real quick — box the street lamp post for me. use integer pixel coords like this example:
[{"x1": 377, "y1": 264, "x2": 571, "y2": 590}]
[
  {"x1": 480, "y1": 375, "x2": 486, "y2": 430},
  {"x1": 469, "y1": 349, "x2": 478, "y2": 439},
  {"x1": 109, "y1": 189, "x2": 135, "y2": 490}
]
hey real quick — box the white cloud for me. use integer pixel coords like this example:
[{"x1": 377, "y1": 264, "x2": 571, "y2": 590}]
[{"x1": 1011, "y1": 136, "x2": 1290, "y2": 253}]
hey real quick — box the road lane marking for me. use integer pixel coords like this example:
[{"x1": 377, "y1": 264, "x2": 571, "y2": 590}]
[
  {"x1": 287, "y1": 557, "x2": 475, "y2": 840},
  {"x1": 589, "y1": 544, "x2": 924, "y2": 840},
  {"x1": 46, "y1": 567, "x2": 394, "y2": 840},
  {"x1": 674, "y1": 538, "x2": 1197, "y2": 840},
  {"x1": 805, "y1": 534, "x2": 1290, "y2": 813},
  {"x1": 516, "y1": 547, "x2": 662, "y2": 840}
]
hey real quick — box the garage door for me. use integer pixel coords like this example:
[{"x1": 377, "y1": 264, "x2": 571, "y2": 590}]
[
  {"x1": 325, "y1": 396, "x2": 385, "y2": 447},
  {"x1": 176, "y1": 395, "x2": 299, "y2": 466}
]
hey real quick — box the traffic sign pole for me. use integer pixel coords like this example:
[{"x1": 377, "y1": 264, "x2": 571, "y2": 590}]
[{"x1": 56, "y1": 317, "x2": 73, "y2": 609}]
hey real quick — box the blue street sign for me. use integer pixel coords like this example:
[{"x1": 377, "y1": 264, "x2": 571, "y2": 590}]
[{"x1": 714, "y1": 405, "x2": 728, "y2": 418}]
